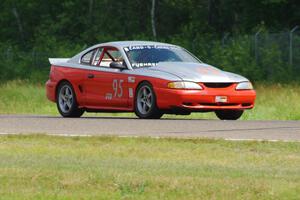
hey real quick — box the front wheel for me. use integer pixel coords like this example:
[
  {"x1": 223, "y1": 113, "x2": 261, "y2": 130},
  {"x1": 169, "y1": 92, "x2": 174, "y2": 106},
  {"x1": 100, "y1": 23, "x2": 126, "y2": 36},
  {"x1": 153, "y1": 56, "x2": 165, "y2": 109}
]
[
  {"x1": 134, "y1": 82, "x2": 163, "y2": 119},
  {"x1": 215, "y1": 110, "x2": 244, "y2": 120},
  {"x1": 56, "y1": 81, "x2": 84, "y2": 118}
]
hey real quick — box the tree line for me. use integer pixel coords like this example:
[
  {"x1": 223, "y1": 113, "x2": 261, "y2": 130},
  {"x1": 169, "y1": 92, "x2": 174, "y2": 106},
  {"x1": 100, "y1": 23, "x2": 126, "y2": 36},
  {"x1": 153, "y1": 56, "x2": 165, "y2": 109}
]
[{"x1": 1, "y1": 0, "x2": 299, "y2": 47}]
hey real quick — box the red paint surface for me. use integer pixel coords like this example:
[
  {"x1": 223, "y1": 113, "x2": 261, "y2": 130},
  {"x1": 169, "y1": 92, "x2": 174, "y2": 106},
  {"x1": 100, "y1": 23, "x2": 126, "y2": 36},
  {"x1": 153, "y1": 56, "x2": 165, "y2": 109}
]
[{"x1": 46, "y1": 65, "x2": 256, "y2": 112}]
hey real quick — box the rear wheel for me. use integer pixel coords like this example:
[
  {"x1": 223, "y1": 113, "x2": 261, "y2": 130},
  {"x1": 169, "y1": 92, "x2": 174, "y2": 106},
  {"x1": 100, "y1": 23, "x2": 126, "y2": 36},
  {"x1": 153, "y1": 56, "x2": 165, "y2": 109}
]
[
  {"x1": 134, "y1": 82, "x2": 163, "y2": 119},
  {"x1": 56, "y1": 81, "x2": 84, "y2": 118},
  {"x1": 215, "y1": 110, "x2": 244, "y2": 120}
]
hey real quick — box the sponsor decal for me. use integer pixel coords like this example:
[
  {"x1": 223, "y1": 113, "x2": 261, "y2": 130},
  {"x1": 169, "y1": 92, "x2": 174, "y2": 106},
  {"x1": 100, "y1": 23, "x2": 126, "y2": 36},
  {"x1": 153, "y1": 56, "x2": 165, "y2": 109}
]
[
  {"x1": 215, "y1": 96, "x2": 228, "y2": 103},
  {"x1": 105, "y1": 93, "x2": 112, "y2": 100},
  {"x1": 131, "y1": 63, "x2": 157, "y2": 68},
  {"x1": 128, "y1": 76, "x2": 136, "y2": 83},
  {"x1": 128, "y1": 88, "x2": 133, "y2": 98},
  {"x1": 124, "y1": 45, "x2": 179, "y2": 52}
]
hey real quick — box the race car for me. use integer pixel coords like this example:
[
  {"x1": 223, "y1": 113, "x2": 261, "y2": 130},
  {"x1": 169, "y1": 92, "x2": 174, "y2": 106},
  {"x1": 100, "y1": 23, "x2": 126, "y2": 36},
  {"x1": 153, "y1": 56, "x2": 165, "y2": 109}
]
[{"x1": 46, "y1": 41, "x2": 256, "y2": 120}]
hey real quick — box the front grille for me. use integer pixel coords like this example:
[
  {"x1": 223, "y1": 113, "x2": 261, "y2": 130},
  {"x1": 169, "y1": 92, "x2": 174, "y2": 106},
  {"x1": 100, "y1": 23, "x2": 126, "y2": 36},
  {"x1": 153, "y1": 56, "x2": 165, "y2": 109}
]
[
  {"x1": 200, "y1": 103, "x2": 239, "y2": 106},
  {"x1": 242, "y1": 103, "x2": 252, "y2": 107},
  {"x1": 203, "y1": 83, "x2": 233, "y2": 88}
]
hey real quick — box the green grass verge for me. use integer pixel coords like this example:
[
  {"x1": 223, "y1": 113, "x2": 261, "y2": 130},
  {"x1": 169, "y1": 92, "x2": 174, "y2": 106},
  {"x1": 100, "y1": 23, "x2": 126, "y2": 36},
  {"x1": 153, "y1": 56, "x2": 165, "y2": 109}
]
[
  {"x1": 0, "y1": 135, "x2": 299, "y2": 199},
  {"x1": 0, "y1": 80, "x2": 300, "y2": 120}
]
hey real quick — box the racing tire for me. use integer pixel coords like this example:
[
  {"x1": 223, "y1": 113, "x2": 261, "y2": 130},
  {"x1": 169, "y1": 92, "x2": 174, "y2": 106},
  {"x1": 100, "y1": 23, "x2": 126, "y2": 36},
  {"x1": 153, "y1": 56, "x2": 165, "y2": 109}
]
[
  {"x1": 215, "y1": 110, "x2": 244, "y2": 120},
  {"x1": 134, "y1": 82, "x2": 163, "y2": 119},
  {"x1": 56, "y1": 81, "x2": 84, "y2": 118}
]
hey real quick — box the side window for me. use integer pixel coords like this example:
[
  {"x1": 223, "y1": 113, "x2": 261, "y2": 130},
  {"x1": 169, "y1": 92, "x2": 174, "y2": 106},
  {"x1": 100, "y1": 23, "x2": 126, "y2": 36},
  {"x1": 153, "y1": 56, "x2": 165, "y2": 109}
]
[
  {"x1": 100, "y1": 52, "x2": 113, "y2": 67},
  {"x1": 81, "y1": 47, "x2": 125, "y2": 68},
  {"x1": 81, "y1": 49, "x2": 96, "y2": 65},
  {"x1": 108, "y1": 50, "x2": 123, "y2": 62},
  {"x1": 100, "y1": 49, "x2": 124, "y2": 68},
  {"x1": 92, "y1": 48, "x2": 103, "y2": 66}
]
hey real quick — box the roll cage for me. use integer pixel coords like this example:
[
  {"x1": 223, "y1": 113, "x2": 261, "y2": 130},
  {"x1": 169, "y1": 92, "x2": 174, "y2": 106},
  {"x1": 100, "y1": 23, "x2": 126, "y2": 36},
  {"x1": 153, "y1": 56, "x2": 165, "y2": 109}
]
[{"x1": 81, "y1": 46, "x2": 125, "y2": 68}]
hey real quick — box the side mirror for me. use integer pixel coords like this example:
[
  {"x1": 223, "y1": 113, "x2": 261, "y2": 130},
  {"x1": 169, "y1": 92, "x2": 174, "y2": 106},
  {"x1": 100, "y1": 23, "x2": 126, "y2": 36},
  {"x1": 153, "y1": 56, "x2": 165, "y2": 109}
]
[{"x1": 110, "y1": 62, "x2": 127, "y2": 70}]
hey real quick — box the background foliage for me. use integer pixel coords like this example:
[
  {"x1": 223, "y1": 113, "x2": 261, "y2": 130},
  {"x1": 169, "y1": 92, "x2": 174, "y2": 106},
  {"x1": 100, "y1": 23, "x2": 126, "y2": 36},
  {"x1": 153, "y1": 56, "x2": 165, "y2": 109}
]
[{"x1": 0, "y1": 0, "x2": 299, "y2": 83}]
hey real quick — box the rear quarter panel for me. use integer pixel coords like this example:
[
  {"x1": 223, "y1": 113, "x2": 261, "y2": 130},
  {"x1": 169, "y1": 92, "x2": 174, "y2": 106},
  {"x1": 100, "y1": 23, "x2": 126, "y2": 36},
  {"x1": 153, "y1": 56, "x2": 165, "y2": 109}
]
[{"x1": 46, "y1": 65, "x2": 86, "y2": 104}]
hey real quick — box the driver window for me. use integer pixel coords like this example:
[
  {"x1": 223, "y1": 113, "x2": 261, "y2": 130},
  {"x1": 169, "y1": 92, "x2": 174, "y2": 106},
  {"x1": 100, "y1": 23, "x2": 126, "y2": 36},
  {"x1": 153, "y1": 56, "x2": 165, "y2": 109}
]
[
  {"x1": 100, "y1": 52, "x2": 113, "y2": 67},
  {"x1": 99, "y1": 48, "x2": 124, "y2": 68}
]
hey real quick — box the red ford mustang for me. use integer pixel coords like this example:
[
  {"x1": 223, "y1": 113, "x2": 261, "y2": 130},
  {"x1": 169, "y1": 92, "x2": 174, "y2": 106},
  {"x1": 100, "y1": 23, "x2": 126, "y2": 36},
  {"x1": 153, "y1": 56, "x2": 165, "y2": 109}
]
[{"x1": 46, "y1": 41, "x2": 256, "y2": 120}]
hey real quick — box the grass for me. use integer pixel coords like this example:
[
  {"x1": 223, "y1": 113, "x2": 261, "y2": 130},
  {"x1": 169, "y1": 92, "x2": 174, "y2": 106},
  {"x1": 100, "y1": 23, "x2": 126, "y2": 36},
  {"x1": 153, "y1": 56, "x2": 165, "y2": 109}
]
[
  {"x1": 0, "y1": 80, "x2": 300, "y2": 120},
  {"x1": 0, "y1": 134, "x2": 299, "y2": 199}
]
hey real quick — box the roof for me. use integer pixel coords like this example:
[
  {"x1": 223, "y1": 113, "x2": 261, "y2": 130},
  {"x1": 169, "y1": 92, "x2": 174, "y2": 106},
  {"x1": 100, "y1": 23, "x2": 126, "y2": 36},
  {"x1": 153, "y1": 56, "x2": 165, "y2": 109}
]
[{"x1": 94, "y1": 40, "x2": 177, "y2": 48}]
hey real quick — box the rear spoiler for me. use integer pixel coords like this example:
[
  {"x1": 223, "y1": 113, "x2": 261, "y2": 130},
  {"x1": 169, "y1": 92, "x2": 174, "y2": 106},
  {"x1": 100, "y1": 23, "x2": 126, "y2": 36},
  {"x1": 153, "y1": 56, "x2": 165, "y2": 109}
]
[{"x1": 49, "y1": 58, "x2": 70, "y2": 65}]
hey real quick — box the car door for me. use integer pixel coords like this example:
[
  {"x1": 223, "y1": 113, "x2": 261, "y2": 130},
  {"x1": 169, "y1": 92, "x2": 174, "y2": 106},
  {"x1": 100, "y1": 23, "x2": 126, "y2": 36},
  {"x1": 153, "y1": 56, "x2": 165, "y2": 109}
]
[
  {"x1": 83, "y1": 46, "x2": 129, "y2": 109},
  {"x1": 79, "y1": 47, "x2": 103, "y2": 107}
]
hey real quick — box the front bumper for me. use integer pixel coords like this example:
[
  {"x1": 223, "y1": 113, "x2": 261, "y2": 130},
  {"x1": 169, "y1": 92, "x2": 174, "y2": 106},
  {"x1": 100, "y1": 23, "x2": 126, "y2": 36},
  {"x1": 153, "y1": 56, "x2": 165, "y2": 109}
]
[{"x1": 155, "y1": 84, "x2": 256, "y2": 111}]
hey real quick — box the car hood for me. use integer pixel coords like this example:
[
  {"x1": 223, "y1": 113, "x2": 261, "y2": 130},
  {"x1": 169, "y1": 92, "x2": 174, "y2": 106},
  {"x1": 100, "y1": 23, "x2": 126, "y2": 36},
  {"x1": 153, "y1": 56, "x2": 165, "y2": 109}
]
[{"x1": 148, "y1": 62, "x2": 248, "y2": 83}]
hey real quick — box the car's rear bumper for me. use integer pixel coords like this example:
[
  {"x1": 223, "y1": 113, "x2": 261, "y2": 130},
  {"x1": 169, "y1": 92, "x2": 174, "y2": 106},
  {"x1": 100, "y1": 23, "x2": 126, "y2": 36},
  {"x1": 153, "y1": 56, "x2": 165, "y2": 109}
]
[
  {"x1": 155, "y1": 87, "x2": 256, "y2": 111},
  {"x1": 46, "y1": 80, "x2": 56, "y2": 102}
]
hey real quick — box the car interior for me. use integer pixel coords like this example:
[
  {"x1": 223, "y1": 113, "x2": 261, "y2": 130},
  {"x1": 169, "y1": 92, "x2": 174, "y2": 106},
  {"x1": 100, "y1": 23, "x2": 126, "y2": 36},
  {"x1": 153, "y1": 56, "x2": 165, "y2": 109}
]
[{"x1": 81, "y1": 46, "x2": 126, "y2": 69}]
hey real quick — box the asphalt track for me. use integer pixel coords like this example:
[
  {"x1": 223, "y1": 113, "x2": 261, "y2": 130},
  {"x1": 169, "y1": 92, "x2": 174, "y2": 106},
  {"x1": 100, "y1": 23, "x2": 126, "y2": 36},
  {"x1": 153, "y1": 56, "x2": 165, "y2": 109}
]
[{"x1": 0, "y1": 114, "x2": 299, "y2": 141}]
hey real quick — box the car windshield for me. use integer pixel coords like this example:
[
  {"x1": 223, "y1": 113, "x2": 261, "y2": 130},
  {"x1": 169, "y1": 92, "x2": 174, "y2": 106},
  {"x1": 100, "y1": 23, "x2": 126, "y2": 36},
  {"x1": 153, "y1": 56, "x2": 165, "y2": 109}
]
[{"x1": 123, "y1": 45, "x2": 201, "y2": 68}]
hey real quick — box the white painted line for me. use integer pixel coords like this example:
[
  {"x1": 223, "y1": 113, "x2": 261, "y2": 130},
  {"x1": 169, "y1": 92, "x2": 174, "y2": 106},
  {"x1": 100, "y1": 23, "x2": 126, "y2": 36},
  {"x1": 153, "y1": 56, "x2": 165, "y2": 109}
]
[
  {"x1": 46, "y1": 133, "x2": 93, "y2": 137},
  {"x1": 0, "y1": 132, "x2": 299, "y2": 142},
  {"x1": 0, "y1": 132, "x2": 11, "y2": 135},
  {"x1": 224, "y1": 138, "x2": 291, "y2": 142}
]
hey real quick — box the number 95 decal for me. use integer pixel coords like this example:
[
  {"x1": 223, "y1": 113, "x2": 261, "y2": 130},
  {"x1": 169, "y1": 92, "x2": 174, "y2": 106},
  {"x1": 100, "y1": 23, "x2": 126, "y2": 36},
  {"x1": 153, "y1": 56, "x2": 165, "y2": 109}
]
[{"x1": 112, "y1": 79, "x2": 124, "y2": 98}]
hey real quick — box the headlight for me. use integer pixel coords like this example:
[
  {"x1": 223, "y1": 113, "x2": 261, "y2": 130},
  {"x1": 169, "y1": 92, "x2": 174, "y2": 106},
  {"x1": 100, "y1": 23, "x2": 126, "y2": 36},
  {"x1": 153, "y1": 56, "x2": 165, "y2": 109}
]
[
  {"x1": 236, "y1": 82, "x2": 253, "y2": 90},
  {"x1": 167, "y1": 81, "x2": 202, "y2": 90}
]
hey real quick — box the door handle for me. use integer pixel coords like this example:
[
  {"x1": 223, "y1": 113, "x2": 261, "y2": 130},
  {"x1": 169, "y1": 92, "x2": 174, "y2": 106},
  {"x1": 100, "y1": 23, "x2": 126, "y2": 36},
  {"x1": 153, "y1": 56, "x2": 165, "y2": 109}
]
[{"x1": 87, "y1": 74, "x2": 94, "y2": 79}]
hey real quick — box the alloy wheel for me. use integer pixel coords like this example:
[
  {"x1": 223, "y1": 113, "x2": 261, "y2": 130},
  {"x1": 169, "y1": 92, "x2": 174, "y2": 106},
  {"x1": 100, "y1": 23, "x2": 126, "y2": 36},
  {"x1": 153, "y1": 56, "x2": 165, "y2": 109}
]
[
  {"x1": 137, "y1": 85, "x2": 154, "y2": 115},
  {"x1": 58, "y1": 85, "x2": 74, "y2": 113}
]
